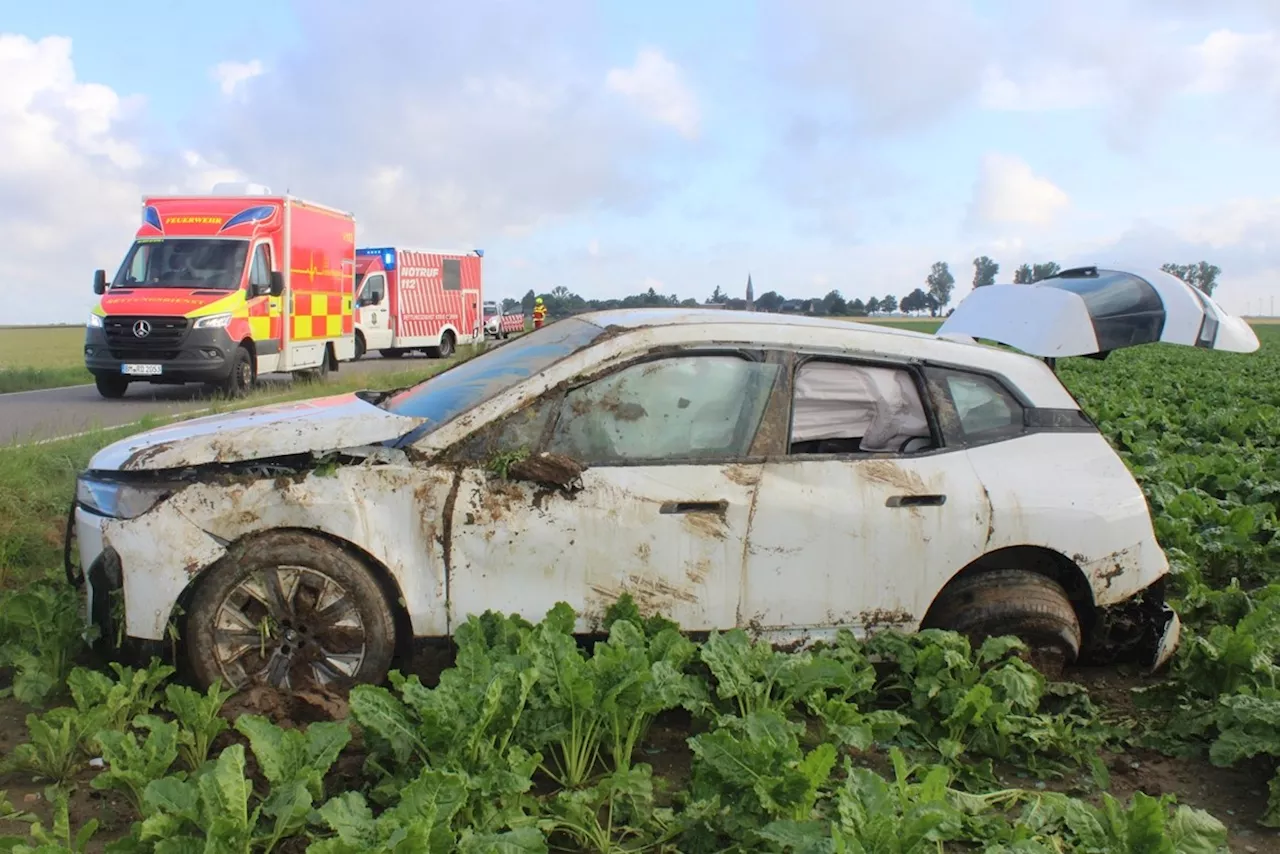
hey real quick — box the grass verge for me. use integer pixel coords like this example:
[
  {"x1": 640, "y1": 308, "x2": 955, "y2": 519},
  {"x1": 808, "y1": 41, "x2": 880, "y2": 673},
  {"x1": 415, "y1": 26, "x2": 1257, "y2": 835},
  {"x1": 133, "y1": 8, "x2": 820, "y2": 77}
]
[
  {"x1": 0, "y1": 366, "x2": 94, "y2": 394},
  {"x1": 0, "y1": 347, "x2": 479, "y2": 591}
]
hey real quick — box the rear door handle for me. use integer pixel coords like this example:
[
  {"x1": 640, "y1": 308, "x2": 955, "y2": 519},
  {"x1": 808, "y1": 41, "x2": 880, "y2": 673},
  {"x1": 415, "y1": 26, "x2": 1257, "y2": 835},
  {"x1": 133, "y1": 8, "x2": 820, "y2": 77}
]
[
  {"x1": 886, "y1": 494, "x2": 946, "y2": 507},
  {"x1": 660, "y1": 500, "x2": 728, "y2": 515}
]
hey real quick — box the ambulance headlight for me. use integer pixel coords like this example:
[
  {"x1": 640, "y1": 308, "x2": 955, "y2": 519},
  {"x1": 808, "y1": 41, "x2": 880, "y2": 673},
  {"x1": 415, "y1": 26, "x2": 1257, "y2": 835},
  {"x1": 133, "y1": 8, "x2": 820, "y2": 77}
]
[
  {"x1": 87, "y1": 314, "x2": 104, "y2": 328},
  {"x1": 193, "y1": 313, "x2": 233, "y2": 329}
]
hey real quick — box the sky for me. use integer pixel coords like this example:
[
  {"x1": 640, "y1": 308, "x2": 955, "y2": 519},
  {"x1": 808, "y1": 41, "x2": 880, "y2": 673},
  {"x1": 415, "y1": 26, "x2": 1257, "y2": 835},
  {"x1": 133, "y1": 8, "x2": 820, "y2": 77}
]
[{"x1": 4, "y1": 0, "x2": 1280, "y2": 325}]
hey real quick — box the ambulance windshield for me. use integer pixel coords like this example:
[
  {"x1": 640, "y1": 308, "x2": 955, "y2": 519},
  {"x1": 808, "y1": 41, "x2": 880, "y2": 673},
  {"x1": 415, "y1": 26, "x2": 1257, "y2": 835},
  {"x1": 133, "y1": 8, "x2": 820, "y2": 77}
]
[{"x1": 112, "y1": 238, "x2": 250, "y2": 290}]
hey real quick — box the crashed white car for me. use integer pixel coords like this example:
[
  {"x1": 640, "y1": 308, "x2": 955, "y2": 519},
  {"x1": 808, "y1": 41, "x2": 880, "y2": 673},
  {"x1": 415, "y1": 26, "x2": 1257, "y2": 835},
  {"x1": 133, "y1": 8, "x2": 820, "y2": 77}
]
[{"x1": 68, "y1": 265, "x2": 1258, "y2": 694}]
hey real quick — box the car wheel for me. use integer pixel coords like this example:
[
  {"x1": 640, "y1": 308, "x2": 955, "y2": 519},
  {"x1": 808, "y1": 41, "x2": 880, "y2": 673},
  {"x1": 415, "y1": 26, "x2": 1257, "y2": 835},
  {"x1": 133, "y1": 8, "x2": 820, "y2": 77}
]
[
  {"x1": 430, "y1": 331, "x2": 456, "y2": 359},
  {"x1": 220, "y1": 347, "x2": 254, "y2": 398},
  {"x1": 922, "y1": 569, "x2": 1081, "y2": 673},
  {"x1": 95, "y1": 375, "x2": 129, "y2": 399},
  {"x1": 353, "y1": 332, "x2": 366, "y2": 361},
  {"x1": 184, "y1": 531, "x2": 397, "y2": 694}
]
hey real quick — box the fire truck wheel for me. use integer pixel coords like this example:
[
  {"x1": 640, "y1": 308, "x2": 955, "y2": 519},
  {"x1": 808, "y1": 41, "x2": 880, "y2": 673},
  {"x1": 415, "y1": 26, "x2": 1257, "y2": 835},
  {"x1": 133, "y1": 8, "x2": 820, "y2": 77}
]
[
  {"x1": 431, "y1": 331, "x2": 456, "y2": 359},
  {"x1": 353, "y1": 333, "x2": 366, "y2": 361},
  {"x1": 221, "y1": 347, "x2": 254, "y2": 398},
  {"x1": 95, "y1": 375, "x2": 129, "y2": 399}
]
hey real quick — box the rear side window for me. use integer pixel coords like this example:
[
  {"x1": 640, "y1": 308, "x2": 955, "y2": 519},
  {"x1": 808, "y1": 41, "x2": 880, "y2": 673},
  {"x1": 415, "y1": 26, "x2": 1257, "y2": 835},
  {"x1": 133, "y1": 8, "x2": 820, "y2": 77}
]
[
  {"x1": 926, "y1": 369, "x2": 1024, "y2": 443},
  {"x1": 442, "y1": 258, "x2": 461, "y2": 291},
  {"x1": 1042, "y1": 270, "x2": 1165, "y2": 351},
  {"x1": 788, "y1": 360, "x2": 935, "y2": 455}
]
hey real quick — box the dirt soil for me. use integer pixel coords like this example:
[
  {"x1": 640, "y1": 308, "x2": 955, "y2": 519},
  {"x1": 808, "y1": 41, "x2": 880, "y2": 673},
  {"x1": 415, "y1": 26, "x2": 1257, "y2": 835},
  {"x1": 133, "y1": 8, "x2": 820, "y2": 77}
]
[{"x1": 2, "y1": 662, "x2": 1277, "y2": 852}]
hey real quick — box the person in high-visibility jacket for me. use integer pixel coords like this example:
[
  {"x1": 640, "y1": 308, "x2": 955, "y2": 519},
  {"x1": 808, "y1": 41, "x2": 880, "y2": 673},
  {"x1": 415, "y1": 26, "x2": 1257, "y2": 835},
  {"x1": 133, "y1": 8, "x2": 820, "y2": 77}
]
[{"x1": 532, "y1": 297, "x2": 547, "y2": 329}]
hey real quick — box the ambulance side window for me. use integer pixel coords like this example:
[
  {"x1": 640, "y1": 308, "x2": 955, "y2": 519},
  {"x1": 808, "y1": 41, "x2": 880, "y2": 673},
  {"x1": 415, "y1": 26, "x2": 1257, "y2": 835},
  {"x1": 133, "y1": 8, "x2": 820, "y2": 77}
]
[
  {"x1": 128, "y1": 244, "x2": 152, "y2": 283},
  {"x1": 442, "y1": 258, "x2": 461, "y2": 291},
  {"x1": 248, "y1": 244, "x2": 272, "y2": 292}
]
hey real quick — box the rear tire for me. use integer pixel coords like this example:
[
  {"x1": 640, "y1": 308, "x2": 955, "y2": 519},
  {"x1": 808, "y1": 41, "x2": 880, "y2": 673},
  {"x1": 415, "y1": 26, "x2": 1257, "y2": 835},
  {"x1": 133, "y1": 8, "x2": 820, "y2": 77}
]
[
  {"x1": 220, "y1": 347, "x2": 254, "y2": 398},
  {"x1": 429, "y1": 330, "x2": 456, "y2": 359},
  {"x1": 184, "y1": 531, "x2": 398, "y2": 695},
  {"x1": 922, "y1": 569, "x2": 1082, "y2": 673},
  {"x1": 95, "y1": 375, "x2": 129, "y2": 399}
]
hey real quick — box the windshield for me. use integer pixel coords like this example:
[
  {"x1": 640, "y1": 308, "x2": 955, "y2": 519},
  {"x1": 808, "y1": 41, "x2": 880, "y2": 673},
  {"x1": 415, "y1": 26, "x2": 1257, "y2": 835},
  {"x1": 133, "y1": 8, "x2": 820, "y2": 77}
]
[
  {"x1": 111, "y1": 238, "x2": 250, "y2": 290},
  {"x1": 382, "y1": 316, "x2": 607, "y2": 426}
]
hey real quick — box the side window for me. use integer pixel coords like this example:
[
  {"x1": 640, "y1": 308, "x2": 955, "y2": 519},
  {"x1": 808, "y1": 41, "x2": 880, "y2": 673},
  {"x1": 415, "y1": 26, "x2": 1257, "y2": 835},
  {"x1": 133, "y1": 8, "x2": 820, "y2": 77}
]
[
  {"x1": 926, "y1": 369, "x2": 1024, "y2": 443},
  {"x1": 359, "y1": 274, "x2": 386, "y2": 306},
  {"x1": 248, "y1": 244, "x2": 272, "y2": 289},
  {"x1": 789, "y1": 360, "x2": 934, "y2": 455},
  {"x1": 127, "y1": 243, "x2": 153, "y2": 283},
  {"x1": 442, "y1": 258, "x2": 461, "y2": 291},
  {"x1": 545, "y1": 355, "x2": 779, "y2": 464}
]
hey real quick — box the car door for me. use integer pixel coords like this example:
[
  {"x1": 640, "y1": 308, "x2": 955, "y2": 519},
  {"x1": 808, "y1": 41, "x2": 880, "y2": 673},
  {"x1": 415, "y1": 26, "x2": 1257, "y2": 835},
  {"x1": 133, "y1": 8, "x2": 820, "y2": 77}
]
[
  {"x1": 442, "y1": 348, "x2": 782, "y2": 633},
  {"x1": 357, "y1": 273, "x2": 393, "y2": 350},
  {"x1": 739, "y1": 353, "x2": 993, "y2": 642}
]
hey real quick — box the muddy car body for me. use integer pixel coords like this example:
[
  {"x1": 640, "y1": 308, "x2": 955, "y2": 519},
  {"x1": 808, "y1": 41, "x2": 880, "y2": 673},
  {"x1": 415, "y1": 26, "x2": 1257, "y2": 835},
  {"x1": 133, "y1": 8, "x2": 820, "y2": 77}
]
[{"x1": 68, "y1": 266, "x2": 1259, "y2": 694}]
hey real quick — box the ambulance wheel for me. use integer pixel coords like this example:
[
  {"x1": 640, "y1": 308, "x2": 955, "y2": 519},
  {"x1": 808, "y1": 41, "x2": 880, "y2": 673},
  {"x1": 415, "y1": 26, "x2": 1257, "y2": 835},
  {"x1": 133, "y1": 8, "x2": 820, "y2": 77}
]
[
  {"x1": 430, "y1": 331, "x2": 456, "y2": 359},
  {"x1": 353, "y1": 332, "x2": 366, "y2": 361},
  {"x1": 380, "y1": 349, "x2": 404, "y2": 359},
  {"x1": 95, "y1": 375, "x2": 129, "y2": 399},
  {"x1": 221, "y1": 347, "x2": 254, "y2": 398}
]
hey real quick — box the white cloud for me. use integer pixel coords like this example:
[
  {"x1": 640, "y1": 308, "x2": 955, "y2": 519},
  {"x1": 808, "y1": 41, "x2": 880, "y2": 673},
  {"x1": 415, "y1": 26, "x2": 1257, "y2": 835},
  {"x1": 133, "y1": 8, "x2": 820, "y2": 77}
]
[
  {"x1": 0, "y1": 34, "x2": 169, "y2": 324},
  {"x1": 968, "y1": 154, "x2": 1070, "y2": 228},
  {"x1": 978, "y1": 64, "x2": 1113, "y2": 112},
  {"x1": 1188, "y1": 29, "x2": 1280, "y2": 94},
  {"x1": 587, "y1": 239, "x2": 600, "y2": 256},
  {"x1": 211, "y1": 59, "x2": 264, "y2": 98},
  {"x1": 605, "y1": 48, "x2": 700, "y2": 139}
]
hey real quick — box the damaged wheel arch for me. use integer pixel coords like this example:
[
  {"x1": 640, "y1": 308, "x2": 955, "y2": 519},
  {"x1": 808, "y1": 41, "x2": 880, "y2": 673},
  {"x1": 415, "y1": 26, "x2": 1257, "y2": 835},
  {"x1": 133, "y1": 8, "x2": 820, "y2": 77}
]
[{"x1": 177, "y1": 527, "x2": 413, "y2": 691}]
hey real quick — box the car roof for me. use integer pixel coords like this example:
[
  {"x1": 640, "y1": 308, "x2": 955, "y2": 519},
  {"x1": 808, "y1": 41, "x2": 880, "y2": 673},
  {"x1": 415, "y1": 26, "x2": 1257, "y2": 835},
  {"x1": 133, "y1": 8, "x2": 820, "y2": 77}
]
[{"x1": 564, "y1": 307, "x2": 1078, "y2": 410}]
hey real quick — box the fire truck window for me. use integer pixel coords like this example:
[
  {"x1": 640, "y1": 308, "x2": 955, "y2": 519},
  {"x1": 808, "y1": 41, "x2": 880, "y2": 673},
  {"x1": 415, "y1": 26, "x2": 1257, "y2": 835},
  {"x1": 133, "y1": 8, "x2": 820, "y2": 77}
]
[
  {"x1": 249, "y1": 244, "x2": 272, "y2": 289},
  {"x1": 442, "y1": 258, "x2": 461, "y2": 291}
]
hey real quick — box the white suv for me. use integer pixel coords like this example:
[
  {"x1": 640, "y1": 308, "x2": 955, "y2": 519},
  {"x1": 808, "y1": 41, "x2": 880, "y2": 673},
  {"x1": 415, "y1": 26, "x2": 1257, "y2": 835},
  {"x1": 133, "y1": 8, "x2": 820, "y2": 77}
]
[{"x1": 68, "y1": 265, "x2": 1258, "y2": 695}]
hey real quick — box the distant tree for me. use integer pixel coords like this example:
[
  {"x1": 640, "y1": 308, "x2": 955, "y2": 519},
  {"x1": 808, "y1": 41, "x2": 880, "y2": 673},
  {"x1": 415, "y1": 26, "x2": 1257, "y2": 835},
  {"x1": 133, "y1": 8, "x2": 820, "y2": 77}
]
[
  {"x1": 924, "y1": 293, "x2": 940, "y2": 315},
  {"x1": 849, "y1": 297, "x2": 867, "y2": 316},
  {"x1": 501, "y1": 297, "x2": 520, "y2": 313},
  {"x1": 521, "y1": 289, "x2": 536, "y2": 314},
  {"x1": 1032, "y1": 262, "x2": 1060, "y2": 282},
  {"x1": 925, "y1": 262, "x2": 955, "y2": 315},
  {"x1": 822, "y1": 290, "x2": 847, "y2": 316},
  {"x1": 756, "y1": 290, "x2": 784, "y2": 312},
  {"x1": 866, "y1": 296, "x2": 882, "y2": 315},
  {"x1": 1013, "y1": 264, "x2": 1034, "y2": 284},
  {"x1": 708, "y1": 285, "x2": 728, "y2": 304},
  {"x1": 972, "y1": 255, "x2": 999, "y2": 289},
  {"x1": 680, "y1": 297, "x2": 700, "y2": 307},
  {"x1": 901, "y1": 288, "x2": 929, "y2": 314},
  {"x1": 1161, "y1": 261, "x2": 1221, "y2": 296},
  {"x1": 880, "y1": 294, "x2": 898, "y2": 314}
]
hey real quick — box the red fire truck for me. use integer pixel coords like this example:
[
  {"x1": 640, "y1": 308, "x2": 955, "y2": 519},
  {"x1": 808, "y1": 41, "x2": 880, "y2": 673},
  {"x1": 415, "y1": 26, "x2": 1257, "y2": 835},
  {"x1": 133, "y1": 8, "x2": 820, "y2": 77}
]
[
  {"x1": 352, "y1": 247, "x2": 483, "y2": 359},
  {"x1": 86, "y1": 183, "x2": 356, "y2": 398}
]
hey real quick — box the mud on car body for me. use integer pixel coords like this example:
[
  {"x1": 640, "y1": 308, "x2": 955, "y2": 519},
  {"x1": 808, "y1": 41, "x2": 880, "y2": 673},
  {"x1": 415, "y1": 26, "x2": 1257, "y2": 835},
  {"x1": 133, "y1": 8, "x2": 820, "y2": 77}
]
[{"x1": 67, "y1": 266, "x2": 1259, "y2": 696}]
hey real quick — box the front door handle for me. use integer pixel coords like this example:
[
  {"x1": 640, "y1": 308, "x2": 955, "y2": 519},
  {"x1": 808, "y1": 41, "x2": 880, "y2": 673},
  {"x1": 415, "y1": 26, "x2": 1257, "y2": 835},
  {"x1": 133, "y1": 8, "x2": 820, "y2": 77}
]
[
  {"x1": 660, "y1": 500, "x2": 728, "y2": 515},
  {"x1": 886, "y1": 494, "x2": 946, "y2": 507}
]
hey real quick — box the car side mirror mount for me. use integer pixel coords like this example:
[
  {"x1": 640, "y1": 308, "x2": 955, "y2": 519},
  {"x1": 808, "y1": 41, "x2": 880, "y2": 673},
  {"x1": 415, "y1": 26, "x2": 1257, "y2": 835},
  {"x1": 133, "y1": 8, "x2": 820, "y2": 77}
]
[
  {"x1": 269, "y1": 271, "x2": 285, "y2": 298},
  {"x1": 93, "y1": 269, "x2": 107, "y2": 295}
]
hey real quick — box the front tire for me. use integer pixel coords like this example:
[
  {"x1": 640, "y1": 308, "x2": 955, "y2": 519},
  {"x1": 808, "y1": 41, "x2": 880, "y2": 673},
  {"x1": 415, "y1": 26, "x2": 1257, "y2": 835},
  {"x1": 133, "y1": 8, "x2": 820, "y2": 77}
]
[
  {"x1": 184, "y1": 531, "x2": 397, "y2": 694},
  {"x1": 353, "y1": 332, "x2": 366, "y2": 361},
  {"x1": 220, "y1": 346, "x2": 254, "y2": 398},
  {"x1": 95, "y1": 375, "x2": 129, "y2": 399},
  {"x1": 922, "y1": 569, "x2": 1082, "y2": 671}
]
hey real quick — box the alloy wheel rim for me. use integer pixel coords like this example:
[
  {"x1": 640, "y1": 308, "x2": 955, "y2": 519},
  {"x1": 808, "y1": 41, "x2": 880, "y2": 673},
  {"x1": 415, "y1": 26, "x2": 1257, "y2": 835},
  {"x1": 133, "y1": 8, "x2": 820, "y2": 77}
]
[{"x1": 210, "y1": 566, "x2": 367, "y2": 691}]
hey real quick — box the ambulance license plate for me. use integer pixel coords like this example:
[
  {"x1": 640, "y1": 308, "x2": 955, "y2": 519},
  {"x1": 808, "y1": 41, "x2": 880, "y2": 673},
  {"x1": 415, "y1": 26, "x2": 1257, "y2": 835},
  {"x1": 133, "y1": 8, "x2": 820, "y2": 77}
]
[{"x1": 121, "y1": 364, "x2": 162, "y2": 376}]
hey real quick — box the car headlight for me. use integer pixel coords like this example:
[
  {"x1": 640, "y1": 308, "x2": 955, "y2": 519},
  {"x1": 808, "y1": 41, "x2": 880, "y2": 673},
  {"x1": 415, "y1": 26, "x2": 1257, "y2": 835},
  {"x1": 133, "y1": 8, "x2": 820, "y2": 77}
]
[
  {"x1": 192, "y1": 312, "x2": 233, "y2": 329},
  {"x1": 87, "y1": 314, "x2": 104, "y2": 328},
  {"x1": 76, "y1": 476, "x2": 179, "y2": 520}
]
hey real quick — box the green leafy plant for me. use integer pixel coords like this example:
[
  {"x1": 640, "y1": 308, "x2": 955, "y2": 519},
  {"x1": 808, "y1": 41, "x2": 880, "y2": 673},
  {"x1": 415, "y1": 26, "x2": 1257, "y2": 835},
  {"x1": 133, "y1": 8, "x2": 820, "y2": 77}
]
[{"x1": 162, "y1": 680, "x2": 235, "y2": 772}]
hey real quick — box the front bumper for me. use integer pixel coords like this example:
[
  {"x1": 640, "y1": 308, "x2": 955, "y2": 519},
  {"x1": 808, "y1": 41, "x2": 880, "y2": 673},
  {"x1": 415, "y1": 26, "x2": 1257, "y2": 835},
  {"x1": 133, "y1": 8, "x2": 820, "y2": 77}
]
[
  {"x1": 1084, "y1": 576, "x2": 1182, "y2": 672},
  {"x1": 84, "y1": 324, "x2": 238, "y2": 384}
]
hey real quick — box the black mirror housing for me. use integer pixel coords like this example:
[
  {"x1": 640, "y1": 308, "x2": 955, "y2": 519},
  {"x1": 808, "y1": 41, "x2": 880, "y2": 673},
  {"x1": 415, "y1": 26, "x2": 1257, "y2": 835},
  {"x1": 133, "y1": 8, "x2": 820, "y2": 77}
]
[
  {"x1": 269, "y1": 271, "x2": 285, "y2": 297},
  {"x1": 93, "y1": 269, "x2": 107, "y2": 295}
]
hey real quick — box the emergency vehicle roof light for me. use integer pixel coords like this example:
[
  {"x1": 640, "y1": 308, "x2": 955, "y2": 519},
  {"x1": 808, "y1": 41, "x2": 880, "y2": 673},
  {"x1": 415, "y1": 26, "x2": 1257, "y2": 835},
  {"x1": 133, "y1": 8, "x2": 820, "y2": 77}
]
[
  {"x1": 475, "y1": 249, "x2": 484, "y2": 257},
  {"x1": 211, "y1": 181, "x2": 273, "y2": 196}
]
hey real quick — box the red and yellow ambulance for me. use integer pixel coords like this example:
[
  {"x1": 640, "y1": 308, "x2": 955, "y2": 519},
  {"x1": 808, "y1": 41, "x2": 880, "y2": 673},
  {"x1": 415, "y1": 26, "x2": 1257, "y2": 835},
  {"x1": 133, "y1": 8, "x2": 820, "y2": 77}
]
[{"x1": 85, "y1": 183, "x2": 356, "y2": 399}]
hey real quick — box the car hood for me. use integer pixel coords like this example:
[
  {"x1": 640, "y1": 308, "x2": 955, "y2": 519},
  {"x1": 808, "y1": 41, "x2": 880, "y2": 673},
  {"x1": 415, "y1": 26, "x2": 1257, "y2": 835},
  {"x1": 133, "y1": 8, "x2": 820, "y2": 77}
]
[{"x1": 89, "y1": 393, "x2": 428, "y2": 472}]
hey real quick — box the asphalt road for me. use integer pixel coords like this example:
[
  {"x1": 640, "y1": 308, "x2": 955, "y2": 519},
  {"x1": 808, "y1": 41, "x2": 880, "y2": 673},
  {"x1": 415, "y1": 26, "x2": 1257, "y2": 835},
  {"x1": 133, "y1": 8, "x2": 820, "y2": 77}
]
[{"x1": 0, "y1": 353, "x2": 449, "y2": 446}]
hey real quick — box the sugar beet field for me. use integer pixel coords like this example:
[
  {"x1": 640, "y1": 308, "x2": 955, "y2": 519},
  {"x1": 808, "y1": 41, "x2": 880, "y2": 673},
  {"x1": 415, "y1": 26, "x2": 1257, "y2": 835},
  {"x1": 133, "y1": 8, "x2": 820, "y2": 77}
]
[{"x1": 2, "y1": 322, "x2": 1280, "y2": 853}]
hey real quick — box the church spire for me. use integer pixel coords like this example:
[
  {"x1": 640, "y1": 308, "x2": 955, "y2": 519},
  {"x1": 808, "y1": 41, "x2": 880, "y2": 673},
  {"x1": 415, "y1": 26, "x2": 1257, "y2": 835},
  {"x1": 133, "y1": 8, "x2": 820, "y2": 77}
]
[{"x1": 746, "y1": 273, "x2": 755, "y2": 310}]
